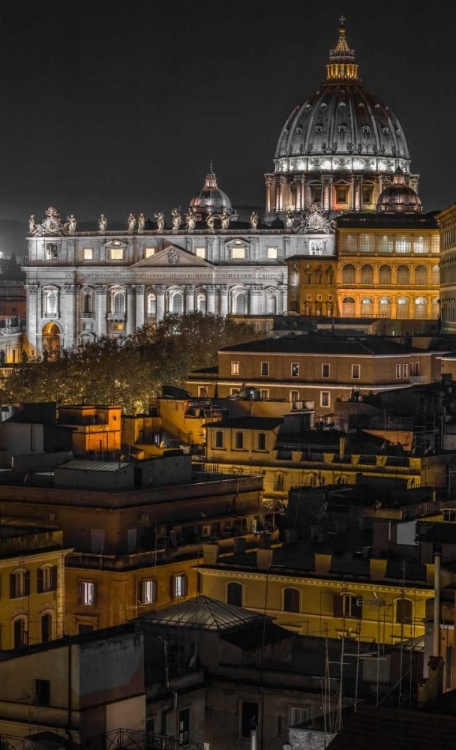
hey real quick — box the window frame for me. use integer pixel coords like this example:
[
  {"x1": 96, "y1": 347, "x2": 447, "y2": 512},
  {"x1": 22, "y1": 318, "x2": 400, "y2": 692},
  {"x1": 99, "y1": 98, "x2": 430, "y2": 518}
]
[
  {"x1": 172, "y1": 573, "x2": 187, "y2": 599},
  {"x1": 321, "y1": 363, "x2": 330, "y2": 379},
  {"x1": 231, "y1": 361, "x2": 240, "y2": 375},
  {"x1": 79, "y1": 580, "x2": 96, "y2": 606},
  {"x1": 291, "y1": 362, "x2": 299, "y2": 378},
  {"x1": 141, "y1": 579, "x2": 157, "y2": 605},
  {"x1": 351, "y1": 364, "x2": 361, "y2": 380},
  {"x1": 260, "y1": 361, "x2": 269, "y2": 377},
  {"x1": 83, "y1": 248, "x2": 93, "y2": 260},
  {"x1": 320, "y1": 391, "x2": 331, "y2": 408}
]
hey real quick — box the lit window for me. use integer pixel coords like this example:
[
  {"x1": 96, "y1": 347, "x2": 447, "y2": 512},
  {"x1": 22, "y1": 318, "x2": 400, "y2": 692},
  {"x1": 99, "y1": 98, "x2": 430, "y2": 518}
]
[
  {"x1": 195, "y1": 247, "x2": 206, "y2": 258},
  {"x1": 140, "y1": 580, "x2": 156, "y2": 605},
  {"x1": 320, "y1": 391, "x2": 330, "y2": 407},
  {"x1": 10, "y1": 570, "x2": 29, "y2": 599},
  {"x1": 147, "y1": 294, "x2": 157, "y2": 315},
  {"x1": 46, "y1": 244, "x2": 58, "y2": 260},
  {"x1": 322, "y1": 363, "x2": 330, "y2": 378},
  {"x1": 267, "y1": 247, "x2": 278, "y2": 259},
  {"x1": 173, "y1": 574, "x2": 187, "y2": 598},
  {"x1": 231, "y1": 361, "x2": 239, "y2": 375},
  {"x1": 291, "y1": 363, "x2": 299, "y2": 377},
  {"x1": 232, "y1": 247, "x2": 246, "y2": 259},
  {"x1": 261, "y1": 362, "x2": 269, "y2": 376},
  {"x1": 145, "y1": 248, "x2": 155, "y2": 258},
  {"x1": 342, "y1": 594, "x2": 362, "y2": 619},
  {"x1": 352, "y1": 364, "x2": 360, "y2": 379},
  {"x1": 83, "y1": 248, "x2": 93, "y2": 260},
  {"x1": 79, "y1": 581, "x2": 96, "y2": 605},
  {"x1": 110, "y1": 248, "x2": 124, "y2": 260},
  {"x1": 113, "y1": 323, "x2": 124, "y2": 331},
  {"x1": 38, "y1": 566, "x2": 56, "y2": 593}
]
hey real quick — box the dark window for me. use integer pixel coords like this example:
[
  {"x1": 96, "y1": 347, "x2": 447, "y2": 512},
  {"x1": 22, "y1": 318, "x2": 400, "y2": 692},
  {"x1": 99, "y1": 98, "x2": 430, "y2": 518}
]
[
  {"x1": 37, "y1": 566, "x2": 57, "y2": 594},
  {"x1": 283, "y1": 588, "x2": 300, "y2": 613},
  {"x1": 78, "y1": 623, "x2": 94, "y2": 635},
  {"x1": 334, "y1": 594, "x2": 362, "y2": 619},
  {"x1": 235, "y1": 431, "x2": 244, "y2": 449},
  {"x1": 261, "y1": 362, "x2": 269, "y2": 376},
  {"x1": 241, "y1": 701, "x2": 258, "y2": 738},
  {"x1": 215, "y1": 431, "x2": 224, "y2": 449},
  {"x1": 179, "y1": 708, "x2": 189, "y2": 746},
  {"x1": 396, "y1": 598, "x2": 413, "y2": 624},
  {"x1": 322, "y1": 364, "x2": 330, "y2": 378},
  {"x1": 35, "y1": 679, "x2": 50, "y2": 707},
  {"x1": 291, "y1": 362, "x2": 299, "y2": 377},
  {"x1": 41, "y1": 613, "x2": 52, "y2": 643},
  {"x1": 257, "y1": 433, "x2": 266, "y2": 451},
  {"x1": 13, "y1": 618, "x2": 27, "y2": 648},
  {"x1": 337, "y1": 187, "x2": 348, "y2": 203},
  {"x1": 227, "y1": 582, "x2": 243, "y2": 607}
]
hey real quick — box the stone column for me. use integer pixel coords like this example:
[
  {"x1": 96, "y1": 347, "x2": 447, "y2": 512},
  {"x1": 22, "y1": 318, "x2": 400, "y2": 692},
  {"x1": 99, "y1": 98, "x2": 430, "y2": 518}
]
[
  {"x1": 265, "y1": 175, "x2": 274, "y2": 213},
  {"x1": 279, "y1": 284, "x2": 288, "y2": 314},
  {"x1": 135, "y1": 285, "x2": 145, "y2": 328},
  {"x1": 350, "y1": 175, "x2": 356, "y2": 210},
  {"x1": 321, "y1": 174, "x2": 331, "y2": 211},
  {"x1": 186, "y1": 285, "x2": 195, "y2": 313},
  {"x1": 299, "y1": 175, "x2": 306, "y2": 212},
  {"x1": 26, "y1": 284, "x2": 39, "y2": 353},
  {"x1": 354, "y1": 176, "x2": 363, "y2": 211},
  {"x1": 156, "y1": 285, "x2": 166, "y2": 321},
  {"x1": 207, "y1": 285, "x2": 217, "y2": 314},
  {"x1": 95, "y1": 285, "x2": 107, "y2": 337},
  {"x1": 126, "y1": 286, "x2": 135, "y2": 334},
  {"x1": 62, "y1": 284, "x2": 76, "y2": 348},
  {"x1": 219, "y1": 286, "x2": 229, "y2": 316},
  {"x1": 248, "y1": 285, "x2": 263, "y2": 315}
]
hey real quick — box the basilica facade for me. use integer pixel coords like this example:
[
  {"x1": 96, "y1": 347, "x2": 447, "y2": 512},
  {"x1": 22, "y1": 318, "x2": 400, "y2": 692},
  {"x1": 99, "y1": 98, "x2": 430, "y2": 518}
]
[{"x1": 24, "y1": 21, "x2": 439, "y2": 354}]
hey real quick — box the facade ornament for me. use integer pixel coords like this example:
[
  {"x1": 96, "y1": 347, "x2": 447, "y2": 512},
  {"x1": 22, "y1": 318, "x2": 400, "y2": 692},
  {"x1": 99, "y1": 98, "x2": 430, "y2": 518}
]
[
  {"x1": 206, "y1": 213, "x2": 215, "y2": 230},
  {"x1": 29, "y1": 215, "x2": 36, "y2": 235},
  {"x1": 220, "y1": 211, "x2": 231, "y2": 230},
  {"x1": 168, "y1": 248, "x2": 180, "y2": 265},
  {"x1": 154, "y1": 212, "x2": 165, "y2": 231},
  {"x1": 171, "y1": 208, "x2": 182, "y2": 231},
  {"x1": 33, "y1": 206, "x2": 65, "y2": 236},
  {"x1": 285, "y1": 209, "x2": 295, "y2": 230},
  {"x1": 127, "y1": 213, "x2": 136, "y2": 232},
  {"x1": 138, "y1": 213, "x2": 145, "y2": 232},
  {"x1": 66, "y1": 215, "x2": 77, "y2": 234},
  {"x1": 295, "y1": 202, "x2": 336, "y2": 234},
  {"x1": 290, "y1": 264, "x2": 299, "y2": 286},
  {"x1": 186, "y1": 209, "x2": 196, "y2": 231},
  {"x1": 98, "y1": 214, "x2": 107, "y2": 233},
  {"x1": 250, "y1": 211, "x2": 259, "y2": 230}
]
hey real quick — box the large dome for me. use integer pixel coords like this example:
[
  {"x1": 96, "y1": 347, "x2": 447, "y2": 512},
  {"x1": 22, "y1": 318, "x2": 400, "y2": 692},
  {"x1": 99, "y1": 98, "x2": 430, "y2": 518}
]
[
  {"x1": 189, "y1": 167, "x2": 233, "y2": 217},
  {"x1": 264, "y1": 20, "x2": 417, "y2": 218}
]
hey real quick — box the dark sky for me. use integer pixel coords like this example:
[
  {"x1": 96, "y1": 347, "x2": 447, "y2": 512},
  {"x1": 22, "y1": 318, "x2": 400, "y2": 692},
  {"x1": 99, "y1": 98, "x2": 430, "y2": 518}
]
[{"x1": 0, "y1": 0, "x2": 454, "y2": 224}]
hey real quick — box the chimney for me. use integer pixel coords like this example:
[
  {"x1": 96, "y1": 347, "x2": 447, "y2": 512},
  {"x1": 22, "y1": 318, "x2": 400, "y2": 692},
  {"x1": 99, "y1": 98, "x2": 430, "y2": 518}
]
[
  {"x1": 315, "y1": 553, "x2": 332, "y2": 575},
  {"x1": 203, "y1": 543, "x2": 219, "y2": 565},
  {"x1": 339, "y1": 436, "x2": 346, "y2": 458},
  {"x1": 369, "y1": 558, "x2": 388, "y2": 581},
  {"x1": 257, "y1": 548, "x2": 273, "y2": 570}
]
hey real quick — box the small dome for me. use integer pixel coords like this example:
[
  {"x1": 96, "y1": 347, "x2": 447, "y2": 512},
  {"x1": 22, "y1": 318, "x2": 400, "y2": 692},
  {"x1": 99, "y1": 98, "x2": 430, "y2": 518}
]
[
  {"x1": 189, "y1": 167, "x2": 233, "y2": 216},
  {"x1": 377, "y1": 169, "x2": 423, "y2": 213}
]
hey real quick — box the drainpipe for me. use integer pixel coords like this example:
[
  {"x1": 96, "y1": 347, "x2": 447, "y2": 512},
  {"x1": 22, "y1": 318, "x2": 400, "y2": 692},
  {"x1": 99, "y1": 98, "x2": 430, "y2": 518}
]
[
  {"x1": 67, "y1": 635, "x2": 72, "y2": 738},
  {"x1": 433, "y1": 552, "x2": 441, "y2": 658}
]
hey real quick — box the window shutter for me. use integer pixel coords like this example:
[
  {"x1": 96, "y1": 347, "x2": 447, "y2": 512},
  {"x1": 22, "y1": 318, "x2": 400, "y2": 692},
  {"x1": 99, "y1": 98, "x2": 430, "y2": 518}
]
[
  {"x1": 78, "y1": 581, "x2": 84, "y2": 604},
  {"x1": 50, "y1": 566, "x2": 58, "y2": 591},
  {"x1": 24, "y1": 571, "x2": 31, "y2": 596},
  {"x1": 37, "y1": 568, "x2": 43, "y2": 594},
  {"x1": 333, "y1": 593, "x2": 344, "y2": 618},
  {"x1": 91, "y1": 583, "x2": 97, "y2": 606},
  {"x1": 138, "y1": 580, "x2": 144, "y2": 605},
  {"x1": 353, "y1": 597, "x2": 363, "y2": 619},
  {"x1": 182, "y1": 575, "x2": 187, "y2": 597},
  {"x1": 171, "y1": 576, "x2": 176, "y2": 599},
  {"x1": 10, "y1": 573, "x2": 15, "y2": 599}
]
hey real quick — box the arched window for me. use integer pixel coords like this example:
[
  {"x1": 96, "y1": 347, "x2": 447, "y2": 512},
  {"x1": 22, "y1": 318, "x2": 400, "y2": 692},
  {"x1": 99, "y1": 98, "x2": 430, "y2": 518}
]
[
  {"x1": 378, "y1": 297, "x2": 391, "y2": 317},
  {"x1": 415, "y1": 297, "x2": 427, "y2": 319},
  {"x1": 361, "y1": 298, "x2": 373, "y2": 316},
  {"x1": 171, "y1": 292, "x2": 183, "y2": 314},
  {"x1": 415, "y1": 265, "x2": 427, "y2": 285},
  {"x1": 342, "y1": 265, "x2": 356, "y2": 284},
  {"x1": 10, "y1": 569, "x2": 30, "y2": 599},
  {"x1": 41, "y1": 612, "x2": 53, "y2": 643},
  {"x1": 43, "y1": 289, "x2": 58, "y2": 317},
  {"x1": 395, "y1": 598, "x2": 413, "y2": 624},
  {"x1": 226, "y1": 582, "x2": 243, "y2": 607},
  {"x1": 274, "y1": 473, "x2": 285, "y2": 491},
  {"x1": 379, "y1": 265, "x2": 392, "y2": 284},
  {"x1": 397, "y1": 297, "x2": 410, "y2": 319},
  {"x1": 197, "y1": 294, "x2": 207, "y2": 314},
  {"x1": 305, "y1": 473, "x2": 317, "y2": 487},
  {"x1": 12, "y1": 616, "x2": 27, "y2": 648},
  {"x1": 342, "y1": 297, "x2": 356, "y2": 317},
  {"x1": 215, "y1": 430, "x2": 224, "y2": 449},
  {"x1": 397, "y1": 265, "x2": 410, "y2": 285},
  {"x1": 283, "y1": 588, "x2": 300, "y2": 613},
  {"x1": 361, "y1": 265, "x2": 374, "y2": 285},
  {"x1": 147, "y1": 293, "x2": 157, "y2": 315},
  {"x1": 83, "y1": 291, "x2": 93, "y2": 314},
  {"x1": 432, "y1": 298, "x2": 440, "y2": 318},
  {"x1": 235, "y1": 431, "x2": 244, "y2": 450},
  {"x1": 337, "y1": 475, "x2": 348, "y2": 485},
  {"x1": 235, "y1": 293, "x2": 247, "y2": 315},
  {"x1": 432, "y1": 265, "x2": 440, "y2": 285},
  {"x1": 113, "y1": 291, "x2": 125, "y2": 314}
]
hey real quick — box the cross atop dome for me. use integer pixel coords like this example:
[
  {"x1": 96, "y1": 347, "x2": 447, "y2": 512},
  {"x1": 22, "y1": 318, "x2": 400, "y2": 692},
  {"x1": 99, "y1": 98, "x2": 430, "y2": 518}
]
[{"x1": 326, "y1": 19, "x2": 359, "y2": 82}]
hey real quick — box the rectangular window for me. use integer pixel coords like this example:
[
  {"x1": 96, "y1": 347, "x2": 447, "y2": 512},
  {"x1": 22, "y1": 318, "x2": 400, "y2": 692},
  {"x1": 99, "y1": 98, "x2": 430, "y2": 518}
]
[
  {"x1": 37, "y1": 566, "x2": 57, "y2": 594},
  {"x1": 90, "y1": 528, "x2": 105, "y2": 554},
  {"x1": 337, "y1": 187, "x2": 348, "y2": 203},
  {"x1": 403, "y1": 364, "x2": 409, "y2": 378},
  {"x1": 145, "y1": 248, "x2": 155, "y2": 258},
  {"x1": 35, "y1": 679, "x2": 51, "y2": 707},
  {"x1": 290, "y1": 390, "x2": 299, "y2": 403},
  {"x1": 195, "y1": 247, "x2": 206, "y2": 259},
  {"x1": 291, "y1": 362, "x2": 299, "y2": 377},
  {"x1": 198, "y1": 386, "x2": 208, "y2": 397},
  {"x1": 362, "y1": 186, "x2": 373, "y2": 204},
  {"x1": 113, "y1": 323, "x2": 124, "y2": 331},
  {"x1": 46, "y1": 243, "x2": 58, "y2": 260},
  {"x1": 320, "y1": 391, "x2": 330, "y2": 408},
  {"x1": 179, "y1": 708, "x2": 190, "y2": 747},
  {"x1": 378, "y1": 235, "x2": 393, "y2": 253},
  {"x1": 290, "y1": 707, "x2": 309, "y2": 728},
  {"x1": 173, "y1": 574, "x2": 187, "y2": 598},
  {"x1": 267, "y1": 247, "x2": 278, "y2": 259},
  {"x1": 322, "y1": 363, "x2": 330, "y2": 378},
  {"x1": 257, "y1": 433, "x2": 266, "y2": 451},
  {"x1": 79, "y1": 581, "x2": 96, "y2": 606},
  {"x1": 110, "y1": 248, "x2": 124, "y2": 260},
  {"x1": 395, "y1": 235, "x2": 411, "y2": 254},
  {"x1": 83, "y1": 248, "x2": 93, "y2": 260},
  {"x1": 230, "y1": 388, "x2": 239, "y2": 396},
  {"x1": 241, "y1": 701, "x2": 259, "y2": 738},
  {"x1": 410, "y1": 362, "x2": 420, "y2": 376},
  {"x1": 231, "y1": 361, "x2": 240, "y2": 375},
  {"x1": 141, "y1": 579, "x2": 157, "y2": 605},
  {"x1": 261, "y1": 362, "x2": 269, "y2": 376},
  {"x1": 10, "y1": 570, "x2": 30, "y2": 599},
  {"x1": 396, "y1": 364, "x2": 402, "y2": 378},
  {"x1": 232, "y1": 247, "x2": 246, "y2": 259},
  {"x1": 352, "y1": 364, "x2": 361, "y2": 379},
  {"x1": 260, "y1": 389, "x2": 269, "y2": 400},
  {"x1": 359, "y1": 234, "x2": 375, "y2": 253},
  {"x1": 127, "y1": 528, "x2": 137, "y2": 553}
]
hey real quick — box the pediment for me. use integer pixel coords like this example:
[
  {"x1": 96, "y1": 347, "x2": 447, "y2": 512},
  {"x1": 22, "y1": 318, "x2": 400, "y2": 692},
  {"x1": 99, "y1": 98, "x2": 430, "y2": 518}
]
[{"x1": 132, "y1": 244, "x2": 214, "y2": 268}]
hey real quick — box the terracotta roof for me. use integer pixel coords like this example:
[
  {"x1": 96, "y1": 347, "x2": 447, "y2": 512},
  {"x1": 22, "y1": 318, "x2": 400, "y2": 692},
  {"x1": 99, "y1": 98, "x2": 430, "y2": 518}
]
[{"x1": 220, "y1": 335, "x2": 430, "y2": 356}]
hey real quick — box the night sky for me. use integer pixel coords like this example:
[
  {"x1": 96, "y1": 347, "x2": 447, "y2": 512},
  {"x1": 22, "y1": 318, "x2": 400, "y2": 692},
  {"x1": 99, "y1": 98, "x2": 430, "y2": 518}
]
[{"x1": 0, "y1": 0, "x2": 454, "y2": 225}]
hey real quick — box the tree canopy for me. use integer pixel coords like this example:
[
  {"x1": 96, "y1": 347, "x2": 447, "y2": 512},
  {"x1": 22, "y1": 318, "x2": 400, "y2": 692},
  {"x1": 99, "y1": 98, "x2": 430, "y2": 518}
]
[{"x1": 2, "y1": 313, "x2": 265, "y2": 413}]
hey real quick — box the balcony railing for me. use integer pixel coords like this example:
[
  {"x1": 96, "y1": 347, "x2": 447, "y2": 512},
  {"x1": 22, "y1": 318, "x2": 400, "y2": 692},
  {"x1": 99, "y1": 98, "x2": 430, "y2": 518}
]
[{"x1": 86, "y1": 728, "x2": 204, "y2": 750}]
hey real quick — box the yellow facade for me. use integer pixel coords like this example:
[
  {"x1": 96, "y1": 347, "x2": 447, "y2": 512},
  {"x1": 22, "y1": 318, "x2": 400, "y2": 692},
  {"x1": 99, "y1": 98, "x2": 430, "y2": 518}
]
[{"x1": 58, "y1": 404, "x2": 122, "y2": 455}]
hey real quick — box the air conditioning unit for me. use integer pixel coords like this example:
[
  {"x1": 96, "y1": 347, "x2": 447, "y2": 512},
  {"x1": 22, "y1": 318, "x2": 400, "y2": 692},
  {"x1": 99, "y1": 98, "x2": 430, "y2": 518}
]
[{"x1": 202, "y1": 525, "x2": 211, "y2": 538}]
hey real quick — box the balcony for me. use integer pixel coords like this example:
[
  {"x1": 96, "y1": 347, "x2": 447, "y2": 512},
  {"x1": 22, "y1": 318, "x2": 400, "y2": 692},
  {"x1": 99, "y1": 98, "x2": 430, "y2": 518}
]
[{"x1": 86, "y1": 728, "x2": 204, "y2": 750}]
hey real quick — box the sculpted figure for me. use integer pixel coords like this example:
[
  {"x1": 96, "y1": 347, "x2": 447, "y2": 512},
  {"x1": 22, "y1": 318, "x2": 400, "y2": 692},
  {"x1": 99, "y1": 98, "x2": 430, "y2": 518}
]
[
  {"x1": 221, "y1": 211, "x2": 230, "y2": 230},
  {"x1": 67, "y1": 214, "x2": 77, "y2": 234},
  {"x1": 29, "y1": 215, "x2": 36, "y2": 234},
  {"x1": 154, "y1": 212, "x2": 165, "y2": 231},
  {"x1": 99, "y1": 214, "x2": 107, "y2": 233},
  {"x1": 186, "y1": 209, "x2": 196, "y2": 231},
  {"x1": 138, "y1": 213, "x2": 145, "y2": 232},
  {"x1": 285, "y1": 209, "x2": 294, "y2": 230},
  {"x1": 250, "y1": 211, "x2": 259, "y2": 229},
  {"x1": 206, "y1": 213, "x2": 215, "y2": 230},
  {"x1": 128, "y1": 213, "x2": 136, "y2": 232},
  {"x1": 171, "y1": 208, "x2": 182, "y2": 231}
]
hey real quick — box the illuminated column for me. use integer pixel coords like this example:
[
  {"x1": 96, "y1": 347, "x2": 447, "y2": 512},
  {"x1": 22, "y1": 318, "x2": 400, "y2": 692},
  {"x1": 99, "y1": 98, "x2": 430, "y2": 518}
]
[
  {"x1": 95, "y1": 285, "x2": 107, "y2": 337},
  {"x1": 186, "y1": 285, "x2": 195, "y2": 313},
  {"x1": 280, "y1": 284, "x2": 288, "y2": 313},
  {"x1": 25, "y1": 283, "x2": 39, "y2": 353},
  {"x1": 126, "y1": 286, "x2": 135, "y2": 335},
  {"x1": 248, "y1": 285, "x2": 263, "y2": 315},
  {"x1": 62, "y1": 284, "x2": 76, "y2": 347},
  {"x1": 354, "y1": 176, "x2": 363, "y2": 211},
  {"x1": 265, "y1": 175, "x2": 274, "y2": 213},
  {"x1": 350, "y1": 175, "x2": 356, "y2": 210},
  {"x1": 274, "y1": 178, "x2": 280, "y2": 211},
  {"x1": 219, "y1": 285, "x2": 229, "y2": 316},
  {"x1": 135, "y1": 285, "x2": 145, "y2": 328},
  {"x1": 299, "y1": 175, "x2": 306, "y2": 212},
  {"x1": 279, "y1": 177, "x2": 286, "y2": 210},
  {"x1": 156, "y1": 285, "x2": 166, "y2": 321},
  {"x1": 206, "y1": 285, "x2": 216, "y2": 314}
]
